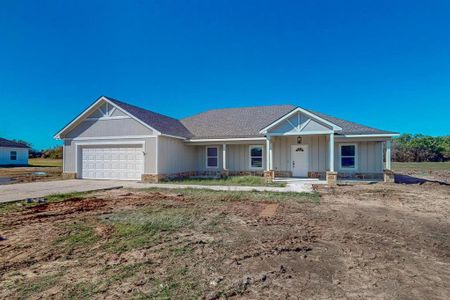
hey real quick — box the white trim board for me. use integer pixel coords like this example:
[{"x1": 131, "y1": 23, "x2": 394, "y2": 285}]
[
  {"x1": 248, "y1": 145, "x2": 264, "y2": 170},
  {"x1": 205, "y1": 146, "x2": 219, "y2": 169},
  {"x1": 338, "y1": 143, "x2": 358, "y2": 171},
  {"x1": 186, "y1": 137, "x2": 267, "y2": 143},
  {"x1": 65, "y1": 135, "x2": 156, "y2": 141},
  {"x1": 267, "y1": 130, "x2": 333, "y2": 136},
  {"x1": 341, "y1": 134, "x2": 400, "y2": 138}
]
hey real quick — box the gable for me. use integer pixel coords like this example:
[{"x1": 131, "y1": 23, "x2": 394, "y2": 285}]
[
  {"x1": 57, "y1": 98, "x2": 155, "y2": 139},
  {"x1": 268, "y1": 110, "x2": 333, "y2": 135}
]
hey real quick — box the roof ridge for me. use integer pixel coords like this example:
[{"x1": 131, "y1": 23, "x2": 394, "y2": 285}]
[{"x1": 181, "y1": 104, "x2": 296, "y2": 121}]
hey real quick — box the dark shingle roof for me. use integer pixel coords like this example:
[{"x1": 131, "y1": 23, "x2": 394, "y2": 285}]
[
  {"x1": 0, "y1": 138, "x2": 30, "y2": 148},
  {"x1": 306, "y1": 110, "x2": 398, "y2": 135},
  {"x1": 105, "y1": 96, "x2": 193, "y2": 138},
  {"x1": 102, "y1": 97, "x2": 397, "y2": 139},
  {"x1": 181, "y1": 105, "x2": 396, "y2": 139},
  {"x1": 181, "y1": 105, "x2": 297, "y2": 139}
]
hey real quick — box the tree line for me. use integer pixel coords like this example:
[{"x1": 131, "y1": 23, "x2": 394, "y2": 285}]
[{"x1": 392, "y1": 134, "x2": 450, "y2": 162}]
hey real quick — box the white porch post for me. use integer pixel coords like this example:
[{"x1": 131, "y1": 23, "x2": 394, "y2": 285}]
[
  {"x1": 386, "y1": 140, "x2": 392, "y2": 170},
  {"x1": 329, "y1": 133, "x2": 335, "y2": 172},
  {"x1": 269, "y1": 138, "x2": 273, "y2": 170},
  {"x1": 266, "y1": 136, "x2": 272, "y2": 171},
  {"x1": 222, "y1": 144, "x2": 227, "y2": 170}
]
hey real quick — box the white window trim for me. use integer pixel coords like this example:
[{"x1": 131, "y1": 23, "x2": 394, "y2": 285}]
[
  {"x1": 10, "y1": 151, "x2": 17, "y2": 161},
  {"x1": 248, "y1": 145, "x2": 264, "y2": 170},
  {"x1": 206, "y1": 146, "x2": 219, "y2": 169},
  {"x1": 339, "y1": 143, "x2": 358, "y2": 171}
]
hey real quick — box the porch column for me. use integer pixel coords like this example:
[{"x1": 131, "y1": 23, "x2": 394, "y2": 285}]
[
  {"x1": 266, "y1": 136, "x2": 272, "y2": 171},
  {"x1": 386, "y1": 140, "x2": 392, "y2": 170},
  {"x1": 222, "y1": 144, "x2": 227, "y2": 170},
  {"x1": 329, "y1": 133, "x2": 335, "y2": 172}
]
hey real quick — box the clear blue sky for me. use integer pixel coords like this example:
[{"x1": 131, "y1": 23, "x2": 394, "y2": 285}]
[{"x1": 1, "y1": 0, "x2": 449, "y2": 150}]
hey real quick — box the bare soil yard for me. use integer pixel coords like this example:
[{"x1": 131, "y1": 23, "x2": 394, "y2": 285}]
[
  {"x1": 0, "y1": 159, "x2": 62, "y2": 184},
  {"x1": 1, "y1": 178, "x2": 449, "y2": 299}
]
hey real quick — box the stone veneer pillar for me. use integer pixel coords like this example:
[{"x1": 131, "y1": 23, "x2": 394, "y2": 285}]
[
  {"x1": 62, "y1": 172, "x2": 77, "y2": 180},
  {"x1": 326, "y1": 171, "x2": 338, "y2": 185},
  {"x1": 383, "y1": 169, "x2": 395, "y2": 183}
]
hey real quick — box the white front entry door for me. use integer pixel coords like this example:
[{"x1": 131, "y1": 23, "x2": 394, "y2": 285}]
[
  {"x1": 291, "y1": 145, "x2": 309, "y2": 177},
  {"x1": 81, "y1": 145, "x2": 144, "y2": 180}
]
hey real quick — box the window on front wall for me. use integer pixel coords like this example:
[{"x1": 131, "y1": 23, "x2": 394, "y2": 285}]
[
  {"x1": 206, "y1": 146, "x2": 218, "y2": 168},
  {"x1": 10, "y1": 151, "x2": 17, "y2": 161},
  {"x1": 340, "y1": 144, "x2": 356, "y2": 169},
  {"x1": 249, "y1": 145, "x2": 263, "y2": 169}
]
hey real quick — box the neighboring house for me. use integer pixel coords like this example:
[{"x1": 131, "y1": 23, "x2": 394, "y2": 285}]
[
  {"x1": 55, "y1": 96, "x2": 398, "y2": 183},
  {"x1": 0, "y1": 138, "x2": 30, "y2": 166}
]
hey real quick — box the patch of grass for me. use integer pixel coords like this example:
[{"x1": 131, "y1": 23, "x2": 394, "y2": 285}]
[
  {"x1": 55, "y1": 222, "x2": 99, "y2": 250},
  {"x1": 162, "y1": 175, "x2": 286, "y2": 187},
  {"x1": 15, "y1": 274, "x2": 62, "y2": 299},
  {"x1": 393, "y1": 162, "x2": 450, "y2": 172},
  {"x1": 45, "y1": 191, "x2": 91, "y2": 203},
  {"x1": 138, "y1": 187, "x2": 320, "y2": 204},
  {"x1": 102, "y1": 208, "x2": 197, "y2": 253},
  {"x1": 28, "y1": 158, "x2": 62, "y2": 167}
]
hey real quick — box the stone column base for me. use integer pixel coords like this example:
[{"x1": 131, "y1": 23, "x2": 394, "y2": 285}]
[
  {"x1": 62, "y1": 172, "x2": 77, "y2": 180},
  {"x1": 326, "y1": 171, "x2": 338, "y2": 185},
  {"x1": 264, "y1": 170, "x2": 275, "y2": 183},
  {"x1": 141, "y1": 174, "x2": 165, "y2": 183},
  {"x1": 384, "y1": 169, "x2": 395, "y2": 183}
]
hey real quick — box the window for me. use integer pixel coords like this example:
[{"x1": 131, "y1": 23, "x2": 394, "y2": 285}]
[
  {"x1": 340, "y1": 144, "x2": 357, "y2": 169},
  {"x1": 249, "y1": 145, "x2": 263, "y2": 169},
  {"x1": 10, "y1": 151, "x2": 17, "y2": 161},
  {"x1": 206, "y1": 146, "x2": 218, "y2": 168}
]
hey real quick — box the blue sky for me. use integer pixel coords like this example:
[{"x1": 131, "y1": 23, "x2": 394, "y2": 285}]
[{"x1": 1, "y1": 0, "x2": 449, "y2": 149}]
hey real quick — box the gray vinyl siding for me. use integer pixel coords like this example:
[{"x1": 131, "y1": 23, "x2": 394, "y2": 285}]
[
  {"x1": 272, "y1": 135, "x2": 328, "y2": 172},
  {"x1": 335, "y1": 141, "x2": 383, "y2": 173},
  {"x1": 196, "y1": 145, "x2": 224, "y2": 171},
  {"x1": 157, "y1": 136, "x2": 196, "y2": 174},
  {"x1": 64, "y1": 118, "x2": 153, "y2": 139},
  {"x1": 63, "y1": 140, "x2": 76, "y2": 172},
  {"x1": 226, "y1": 143, "x2": 266, "y2": 171}
]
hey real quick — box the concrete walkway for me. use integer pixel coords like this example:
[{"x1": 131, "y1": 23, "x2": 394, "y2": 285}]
[
  {"x1": 0, "y1": 180, "x2": 123, "y2": 203},
  {"x1": 123, "y1": 178, "x2": 324, "y2": 193},
  {"x1": 0, "y1": 178, "x2": 323, "y2": 203}
]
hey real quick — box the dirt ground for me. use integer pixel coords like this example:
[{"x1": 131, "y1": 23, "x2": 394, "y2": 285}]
[
  {"x1": 0, "y1": 166, "x2": 62, "y2": 184},
  {"x1": 0, "y1": 181, "x2": 449, "y2": 299}
]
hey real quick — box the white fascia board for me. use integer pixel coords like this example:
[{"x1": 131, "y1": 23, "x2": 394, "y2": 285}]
[
  {"x1": 54, "y1": 96, "x2": 162, "y2": 140},
  {"x1": 259, "y1": 107, "x2": 342, "y2": 134},
  {"x1": 185, "y1": 137, "x2": 267, "y2": 143},
  {"x1": 268, "y1": 130, "x2": 333, "y2": 136},
  {"x1": 341, "y1": 134, "x2": 400, "y2": 138},
  {"x1": 160, "y1": 134, "x2": 188, "y2": 140},
  {"x1": 64, "y1": 135, "x2": 156, "y2": 141}
]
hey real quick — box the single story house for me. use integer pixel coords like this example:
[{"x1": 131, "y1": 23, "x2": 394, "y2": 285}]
[
  {"x1": 55, "y1": 96, "x2": 398, "y2": 183},
  {"x1": 0, "y1": 138, "x2": 30, "y2": 166}
]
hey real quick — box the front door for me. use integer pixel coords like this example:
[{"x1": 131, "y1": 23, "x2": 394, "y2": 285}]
[{"x1": 291, "y1": 145, "x2": 309, "y2": 177}]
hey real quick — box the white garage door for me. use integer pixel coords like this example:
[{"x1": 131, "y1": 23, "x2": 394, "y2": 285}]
[{"x1": 81, "y1": 145, "x2": 144, "y2": 180}]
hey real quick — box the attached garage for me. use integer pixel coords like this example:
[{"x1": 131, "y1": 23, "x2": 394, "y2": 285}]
[{"x1": 80, "y1": 145, "x2": 144, "y2": 180}]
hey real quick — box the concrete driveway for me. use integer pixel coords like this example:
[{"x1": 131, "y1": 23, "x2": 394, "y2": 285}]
[{"x1": 0, "y1": 180, "x2": 124, "y2": 203}]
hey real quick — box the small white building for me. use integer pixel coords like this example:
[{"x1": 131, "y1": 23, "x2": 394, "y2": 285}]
[{"x1": 0, "y1": 138, "x2": 30, "y2": 166}]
